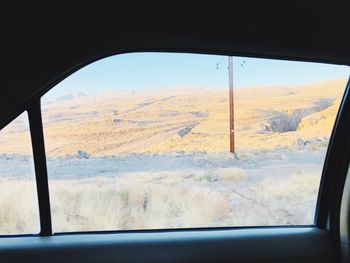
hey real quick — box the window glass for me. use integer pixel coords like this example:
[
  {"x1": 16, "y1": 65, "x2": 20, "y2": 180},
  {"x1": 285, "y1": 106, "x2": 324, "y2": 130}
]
[
  {"x1": 41, "y1": 53, "x2": 350, "y2": 232},
  {"x1": 0, "y1": 112, "x2": 39, "y2": 234}
]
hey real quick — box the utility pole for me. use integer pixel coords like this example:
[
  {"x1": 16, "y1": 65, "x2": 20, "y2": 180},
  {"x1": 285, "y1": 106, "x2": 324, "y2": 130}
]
[{"x1": 228, "y1": 56, "x2": 235, "y2": 154}]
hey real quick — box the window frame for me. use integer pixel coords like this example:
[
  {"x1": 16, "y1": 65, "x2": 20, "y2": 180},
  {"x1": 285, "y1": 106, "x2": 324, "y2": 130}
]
[
  {"x1": 1, "y1": 53, "x2": 349, "y2": 237},
  {"x1": 27, "y1": 101, "x2": 52, "y2": 236},
  {"x1": 314, "y1": 78, "x2": 350, "y2": 232}
]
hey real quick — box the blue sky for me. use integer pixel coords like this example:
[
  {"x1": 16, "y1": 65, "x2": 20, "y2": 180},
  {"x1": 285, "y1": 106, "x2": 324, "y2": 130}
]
[{"x1": 46, "y1": 52, "x2": 350, "y2": 98}]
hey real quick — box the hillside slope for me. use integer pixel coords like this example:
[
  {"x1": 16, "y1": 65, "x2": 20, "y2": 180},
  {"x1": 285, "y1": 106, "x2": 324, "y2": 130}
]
[{"x1": 0, "y1": 79, "x2": 347, "y2": 156}]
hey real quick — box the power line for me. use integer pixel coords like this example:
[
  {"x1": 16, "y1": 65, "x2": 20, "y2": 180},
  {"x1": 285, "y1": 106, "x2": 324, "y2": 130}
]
[
  {"x1": 202, "y1": 56, "x2": 226, "y2": 87},
  {"x1": 237, "y1": 58, "x2": 261, "y2": 86}
]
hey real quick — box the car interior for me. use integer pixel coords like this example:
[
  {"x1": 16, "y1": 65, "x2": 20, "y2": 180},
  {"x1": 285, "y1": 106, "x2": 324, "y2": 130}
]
[{"x1": 1, "y1": 2, "x2": 350, "y2": 263}]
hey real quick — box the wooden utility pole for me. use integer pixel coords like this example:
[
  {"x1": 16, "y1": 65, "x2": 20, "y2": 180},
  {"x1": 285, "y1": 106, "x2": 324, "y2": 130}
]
[{"x1": 228, "y1": 56, "x2": 235, "y2": 154}]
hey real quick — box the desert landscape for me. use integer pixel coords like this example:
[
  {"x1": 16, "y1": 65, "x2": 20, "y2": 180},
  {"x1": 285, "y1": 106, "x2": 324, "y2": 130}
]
[{"x1": 0, "y1": 79, "x2": 347, "y2": 233}]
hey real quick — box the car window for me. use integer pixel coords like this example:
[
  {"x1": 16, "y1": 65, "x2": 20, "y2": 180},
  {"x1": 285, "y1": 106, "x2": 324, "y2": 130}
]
[
  {"x1": 39, "y1": 53, "x2": 349, "y2": 232},
  {"x1": 0, "y1": 112, "x2": 39, "y2": 234}
]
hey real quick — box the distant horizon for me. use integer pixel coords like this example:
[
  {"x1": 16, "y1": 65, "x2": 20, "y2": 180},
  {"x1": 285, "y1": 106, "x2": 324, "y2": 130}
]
[
  {"x1": 44, "y1": 78, "x2": 349, "y2": 102},
  {"x1": 44, "y1": 53, "x2": 350, "y2": 99}
]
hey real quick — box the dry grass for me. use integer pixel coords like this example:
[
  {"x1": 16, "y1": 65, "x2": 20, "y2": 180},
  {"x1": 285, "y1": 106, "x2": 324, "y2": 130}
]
[
  {"x1": 0, "y1": 180, "x2": 39, "y2": 234},
  {"x1": 226, "y1": 172, "x2": 320, "y2": 226},
  {"x1": 50, "y1": 181, "x2": 229, "y2": 232},
  {"x1": 219, "y1": 168, "x2": 246, "y2": 181},
  {"x1": 0, "y1": 169, "x2": 320, "y2": 233}
]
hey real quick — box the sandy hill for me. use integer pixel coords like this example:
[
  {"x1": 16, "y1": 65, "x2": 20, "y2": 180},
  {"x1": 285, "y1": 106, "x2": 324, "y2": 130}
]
[{"x1": 0, "y1": 79, "x2": 347, "y2": 156}]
